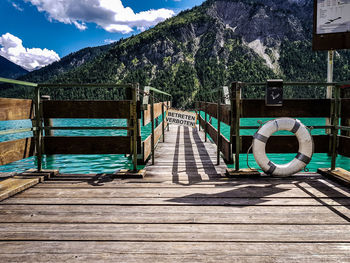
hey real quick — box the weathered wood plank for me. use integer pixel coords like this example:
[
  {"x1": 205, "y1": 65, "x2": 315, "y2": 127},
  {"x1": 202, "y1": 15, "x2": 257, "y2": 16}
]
[
  {"x1": 143, "y1": 102, "x2": 167, "y2": 126},
  {"x1": 0, "y1": 138, "x2": 34, "y2": 165},
  {"x1": 318, "y1": 167, "x2": 350, "y2": 186},
  {"x1": 0, "y1": 176, "x2": 40, "y2": 201},
  {"x1": 339, "y1": 136, "x2": 350, "y2": 157},
  {"x1": 14, "y1": 185, "x2": 350, "y2": 198},
  {"x1": 0, "y1": 242, "x2": 349, "y2": 258},
  {"x1": 0, "y1": 98, "x2": 33, "y2": 121},
  {"x1": 42, "y1": 100, "x2": 140, "y2": 119},
  {"x1": 0, "y1": 252, "x2": 348, "y2": 263},
  {"x1": 1, "y1": 223, "x2": 350, "y2": 242},
  {"x1": 43, "y1": 136, "x2": 138, "y2": 154},
  {"x1": 3, "y1": 196, "x2": 350, "y2": 206},
  {"x1": 1, "y1": 205, "x2": 349, "y2": 224},
  {"x1": 232, "y1": 135, "x2": 329, "y2": 153},
  {"x1": 240, "y1": 99, "x2": 331, "y2": 117}
]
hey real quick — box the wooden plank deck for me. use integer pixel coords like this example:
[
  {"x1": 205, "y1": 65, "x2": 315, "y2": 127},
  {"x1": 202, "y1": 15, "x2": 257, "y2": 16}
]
[{"x1": 0, "y1": 125, "x2": 350, "y2": 262}]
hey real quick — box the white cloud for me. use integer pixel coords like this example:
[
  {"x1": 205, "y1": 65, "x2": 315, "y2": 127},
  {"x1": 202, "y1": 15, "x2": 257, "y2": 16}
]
[
  {"x1": 0, "y1": 33, "x2": 60, "y2": 71},
  {"x1": 104, "y1": 39, "x2": 117, "y2": 44},
  {"x1": 12, "y1": 2, "x2": 24, "y2": 11},
  {"x1": 24, "y1": 0, "x2": 175, "y2": 34}
]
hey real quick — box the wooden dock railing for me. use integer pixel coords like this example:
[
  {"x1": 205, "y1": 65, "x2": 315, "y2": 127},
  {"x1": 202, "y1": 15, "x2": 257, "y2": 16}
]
[
  {"x1": 141, "y1": 86, "x2": 171, "y2": 164},
  {"x1": 0, "y1": 77, "x2": 172, "y2": 173},
  {"x1": 196, "y1": 81, "x2": 350, "y2": 173}
]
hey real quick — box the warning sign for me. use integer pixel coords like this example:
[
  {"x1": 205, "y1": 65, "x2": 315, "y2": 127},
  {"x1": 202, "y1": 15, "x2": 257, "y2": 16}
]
[{"x1": 166, "y1": 109, "x2": 197, "y2": 128}]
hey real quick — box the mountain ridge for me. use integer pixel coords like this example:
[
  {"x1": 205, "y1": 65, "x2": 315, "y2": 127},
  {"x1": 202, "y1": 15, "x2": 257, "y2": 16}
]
[
  {"x1": 0, "y1": 55, "x2": 28, "y2": 79},
  {"x1": 3, "y1": 0, "x2": 350, "y2": 107}
]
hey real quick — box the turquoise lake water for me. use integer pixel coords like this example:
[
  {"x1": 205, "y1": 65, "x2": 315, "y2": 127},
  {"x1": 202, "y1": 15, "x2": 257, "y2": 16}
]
[{"x1": 0, "y1": 115, "x2": 349, "y2": 174}]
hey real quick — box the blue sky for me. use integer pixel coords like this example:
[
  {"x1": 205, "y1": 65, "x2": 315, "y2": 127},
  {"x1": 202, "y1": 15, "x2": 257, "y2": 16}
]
[{"x1": 0, "y1": 0, "x2": 205, "y2": 71}]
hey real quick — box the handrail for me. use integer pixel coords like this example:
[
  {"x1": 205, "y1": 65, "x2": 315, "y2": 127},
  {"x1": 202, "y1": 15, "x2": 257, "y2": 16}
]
[
  {"x1": 0, "y1": 77, "x2": 38, "y2": 87},
  {"x1": 243, "y1": 81, "x2": 350, "y2": 87},
  {"x1": 38, "y1": 83, "x2": 133, "y2": 88},
  {"x1": 148, "y1": 86, "x2": 172, "y2": 97}
]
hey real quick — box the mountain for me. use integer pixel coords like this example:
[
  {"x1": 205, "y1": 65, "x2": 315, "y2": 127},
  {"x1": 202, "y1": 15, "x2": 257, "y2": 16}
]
[
  {"x1": 19, "y1": 44, "x2": 112, "y2": 83},
  {"x1": 0, "y1": 56, "x2": 28, "y2": 79},
  {"x1": 4, "y1": 0, "x2": 350, "y2": 107}
]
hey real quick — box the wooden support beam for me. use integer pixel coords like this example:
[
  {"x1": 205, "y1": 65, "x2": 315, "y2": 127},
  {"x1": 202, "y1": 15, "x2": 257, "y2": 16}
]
[
  {"x1": 232, "y1": 135, "x2": 329, "y2": 154},
  {"x1": 43, "y1": 136, "x2": 140, "y2": 155},
  {"x1": 240, "y1": 99, "x2": 331, "y2": 118},
  {"x1": 42, "y1": 101, "x2": 140, "y2": 119},
  {"x1": 318, "y1": 167, "x2": 350, "y2": 186}
]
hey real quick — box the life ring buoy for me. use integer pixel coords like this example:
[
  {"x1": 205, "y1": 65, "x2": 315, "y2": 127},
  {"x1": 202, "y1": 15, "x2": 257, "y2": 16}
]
[{"x1": 252, "y1": 118, "x2": 313, "y2": 176}]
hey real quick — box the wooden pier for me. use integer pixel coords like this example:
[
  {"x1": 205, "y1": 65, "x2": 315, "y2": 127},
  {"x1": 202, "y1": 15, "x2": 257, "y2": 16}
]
[{"x1": 1, "y1": 125, "x2": 350, "y2": 262}]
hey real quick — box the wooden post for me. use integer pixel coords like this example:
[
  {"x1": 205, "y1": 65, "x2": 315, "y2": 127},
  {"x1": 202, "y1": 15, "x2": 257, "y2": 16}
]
[
  {"x1": 205, "y1": 102, "x2": 207, "y2": 142},
  {"x1": 340, "y1": 88, "x2": 350, "y2": 137},
  {"x1": 34, "y1": 86, "x2": 42, "y2": 172},
  {"x1": 235, "y1": 82, "x2": 242, "y2": 171},
  {"x1": 166, "y1": 100, "x2": 170, "y2": 131},
  {"x1": 229, "y1": 83, "x2": 235, "y2": 164},
  {"x1": 331, "y1": 85, "x2": 340, "y2": 171},
  {"x1": 198, "y1": 102, "x2": 201, "y2": 131},
  {"x1": 132, "y1": 84, "x2": 138, "y2": 172},
  {"x1": 151, "y1": 90, "x2": 155, "y2": 165},
  {"x1": 162, "y1": 95, "x2": 165, "y2": 143},
  {"x1": 326, "y1": 51, "x2": 334, "y2": 135},
  {"x1": 217, "y1": 89, "x2": 221, "y2": 165},
  {"x1": 41, "y1": 95, "x2": 53, "y2": 137}
]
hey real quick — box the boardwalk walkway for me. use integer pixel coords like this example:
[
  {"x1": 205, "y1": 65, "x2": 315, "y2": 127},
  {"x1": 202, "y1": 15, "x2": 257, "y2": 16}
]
[{"x1": 0, "y1": 125, "x2": 350, "y2": 261}]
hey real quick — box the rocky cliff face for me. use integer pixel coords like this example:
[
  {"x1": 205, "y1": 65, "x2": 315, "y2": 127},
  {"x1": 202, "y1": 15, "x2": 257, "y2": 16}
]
[{"x1": 10, "y1": 0, "x2": 350, "y2": 107}]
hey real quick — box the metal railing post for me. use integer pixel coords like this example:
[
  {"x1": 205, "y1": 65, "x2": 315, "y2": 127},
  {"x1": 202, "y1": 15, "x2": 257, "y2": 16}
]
[
  {"x1": 198, "y1": 102, "x2": 201, "y2": 131},
  {"x1": 132, "y1": 84, "x2": 138, "y2": 172},
  {"x1": 229, "y1": 83, "x2": 235, "y2": 164},
  {"x1": 235, "y1": 82, "x2": 242, "y2": 171},
  {"x1": 166, "y1": 100, "x2": 170, "y2": 131},
  {"x1": 151, "y1": 90, "x2": 155, "y2": 165},
  {"x1": 162, "y1": 95, "x2": 165, "y2": 142},
  {"x1": 34, "y1": 86, "x2": 42, "y2": 171},
  {"x1": 331, "y1": 85, "x2": 341, "y2": 171},
  {"x1": 217, "y1": 89, "x2": 221, "y2": 165},
  {"x1": 205, "y1": 102, "x2": 207, "y2": 142}
]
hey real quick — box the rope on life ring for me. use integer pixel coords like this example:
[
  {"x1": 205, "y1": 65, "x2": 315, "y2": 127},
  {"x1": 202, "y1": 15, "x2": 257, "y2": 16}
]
[{"x1": 252, "y1": 118, "x2": 314, "y2": 177}]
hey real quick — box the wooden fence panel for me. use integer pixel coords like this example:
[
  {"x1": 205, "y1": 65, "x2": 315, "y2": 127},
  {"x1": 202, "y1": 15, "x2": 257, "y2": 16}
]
[
  {"x1": 342, "y1": 99, "x2": 350, "y2": 118},
  {"x1": 0, "y1": 138, "x2": 34, "y2": 165},
  {"x1": 142, "y1": 122, "x2": 164, "y2": 162},
  {"x1": 339, "y1": 136, "x2": 350, "y2": 157},
  {"x1": 0, "y1": 98, "x2": 33, "y2": 121},
  {"x1": 42, "y1": 101, "x2": 140, "y2": 119},
  {"x1": 44, "y1": 136, "x2": 141, "y2": 155},
  {"x1": 240, "y1": 99, "x2": 331, "y2": 118},
  {"x1": 199, "y1": 102, "x2": 231, "y2": 125},
  {"x1": 232, "y1": 135, "x2": 329, "y2": 154},
  {"x1": 199, "y1": 115, "x2": 231, "y2": 161},
  {"x1": 143, "y1": 102, "x2": 168, "y2": 126}
]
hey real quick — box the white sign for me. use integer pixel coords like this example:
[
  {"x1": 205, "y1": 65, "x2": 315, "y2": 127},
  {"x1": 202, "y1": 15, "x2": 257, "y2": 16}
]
[
  {"x1": 223, "y1": 86, "x2": 230, "y2": 105},
  {"x1": 166, "y1": 109, "x2": 197, "y2": 128},
  {"x1": 317, "y1": 0, "x2": 350, "y2": 34}
]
